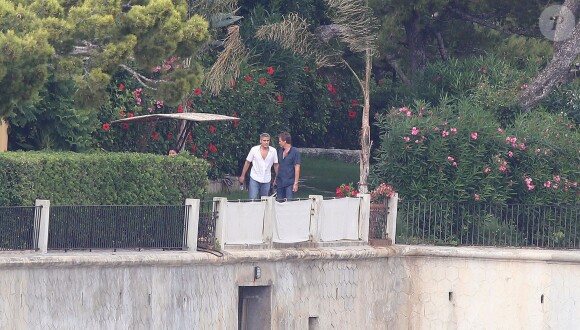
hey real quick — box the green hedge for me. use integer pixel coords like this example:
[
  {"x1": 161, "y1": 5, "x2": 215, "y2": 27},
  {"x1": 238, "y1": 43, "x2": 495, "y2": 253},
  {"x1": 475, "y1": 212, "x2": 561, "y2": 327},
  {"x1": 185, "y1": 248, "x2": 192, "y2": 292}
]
[{"x1": 0, "y1": 151, "x2": 209, "y2": 206}]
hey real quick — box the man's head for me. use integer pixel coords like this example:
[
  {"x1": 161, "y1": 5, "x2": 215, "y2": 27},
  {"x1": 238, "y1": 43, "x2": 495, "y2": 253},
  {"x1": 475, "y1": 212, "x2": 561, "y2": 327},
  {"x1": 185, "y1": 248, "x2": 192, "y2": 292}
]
[
  {"x1": 259, "y1": 133, "x2": 271, "y2": 148},
  {"x1": 278, "y1": 131, "x2": 292, "y2": 146}
]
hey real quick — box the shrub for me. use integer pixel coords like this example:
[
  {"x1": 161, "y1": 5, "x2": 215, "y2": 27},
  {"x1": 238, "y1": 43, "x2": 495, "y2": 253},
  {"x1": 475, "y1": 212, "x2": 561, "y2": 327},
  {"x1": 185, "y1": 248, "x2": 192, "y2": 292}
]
[
  {"x1": 371, "y1": 101, "x2": 580, "y2": 204},
  {"x1": 0, "y1": 151, "x2": 209, "y2": 206}
]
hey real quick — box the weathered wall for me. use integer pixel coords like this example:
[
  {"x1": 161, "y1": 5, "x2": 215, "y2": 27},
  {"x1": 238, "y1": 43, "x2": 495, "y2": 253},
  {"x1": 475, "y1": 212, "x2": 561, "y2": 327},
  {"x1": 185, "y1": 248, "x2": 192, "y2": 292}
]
[{"x1": 0, "y1": 246, "x2": 579, "y2": 329}]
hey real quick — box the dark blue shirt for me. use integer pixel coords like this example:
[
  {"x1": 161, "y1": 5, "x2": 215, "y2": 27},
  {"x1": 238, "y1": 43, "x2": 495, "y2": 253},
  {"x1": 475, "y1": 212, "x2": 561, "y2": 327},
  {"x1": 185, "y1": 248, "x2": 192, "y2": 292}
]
[{"x1": 277, "y1": 147, "x2": 301, "y2": 188}]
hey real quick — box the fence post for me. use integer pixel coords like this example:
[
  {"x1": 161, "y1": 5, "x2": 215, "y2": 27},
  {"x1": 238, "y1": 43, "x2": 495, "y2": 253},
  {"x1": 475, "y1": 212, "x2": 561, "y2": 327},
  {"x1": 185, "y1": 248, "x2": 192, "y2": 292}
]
[
  {"x1": 309, "y1": 195, "x2": 323, "y2": 243},
  {"x1": 386, "y1": 193, "x2": 399, "y2": 244},
  {"x1": 35, "y1": 199, "x2": 50, "y2": 253},
  {"x1": 184, "y1": 199, "x2": 200, "y2": 252},
  {"x1": 213, "y1": 197, "x2": 227, "y2": 251},
  {"x1": 262, "y1": 196, "x2": 274, "y2": 248},
  {"x1": 358, "y1": 194, "x2": 370, "y2": 243}
]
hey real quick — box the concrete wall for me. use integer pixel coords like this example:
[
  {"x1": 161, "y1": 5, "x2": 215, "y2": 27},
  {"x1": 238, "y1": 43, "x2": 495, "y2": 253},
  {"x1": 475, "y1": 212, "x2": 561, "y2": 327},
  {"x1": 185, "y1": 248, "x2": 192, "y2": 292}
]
[{"x1": 1, "y1": 246, "x2": 579, "y2": 329}]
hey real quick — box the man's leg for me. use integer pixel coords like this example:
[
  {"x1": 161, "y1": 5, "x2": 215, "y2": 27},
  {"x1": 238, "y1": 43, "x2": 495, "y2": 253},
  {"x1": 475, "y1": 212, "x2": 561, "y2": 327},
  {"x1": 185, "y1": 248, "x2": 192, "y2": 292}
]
[
  {"x1": 284, "y1": 185, "x2": 294, "y2": 199},
  {"x1": 276, "y1": 185, "x2": 286, "y2": 200},
  {"x1": 259, "y1": 182, "x2": 271, "y2": 197},
  {"x1": 248, "y1": 177, "x2": 260, "y2": 200}
]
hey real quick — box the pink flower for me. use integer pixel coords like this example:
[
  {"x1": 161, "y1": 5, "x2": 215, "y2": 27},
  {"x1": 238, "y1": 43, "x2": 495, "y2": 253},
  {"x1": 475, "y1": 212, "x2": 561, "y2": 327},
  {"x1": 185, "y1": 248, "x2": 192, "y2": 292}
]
[
  {"x1": 508, "y1": 151, "x2": 514, "y2": 157},
  {"x1": 474, "y1": 193, "x2": 480, "y2": 201},
  {"x1": 441, "y1": 130, "x2": 449, "y2": 137},
  {"x1": 447, "y1": 156, "x2": 454, "y2": 161},
  {"x1": 259, "y1": 78, "x2": 266, "y2": 86},
  {"x1": 403, "y1": 136, "x2": 410, "y2": 142},
  {"x1": 195, "y1": 88, "x2": 201, "y2": 96},
  {"x1": 411, "y1": 127, "x2": 419, "y2": 135},
  {"x1": 119, "y1": 84, "x2": 125, "y2": 91},
  {"x1": 471, "y1": 132, "x2": 478, "y2": 139},
  {"x1": 267, "y1": 67, "x2": 275, "y2": 75},
  {"x1": 498, "y1": 127, "x2": 504, "y2": 133},
  {"x1": 450, "y1": 127, "x2": 457, "y2": 134},
  {"x1": 484, "y1": 167, "x2": 491, "y2": 173}
]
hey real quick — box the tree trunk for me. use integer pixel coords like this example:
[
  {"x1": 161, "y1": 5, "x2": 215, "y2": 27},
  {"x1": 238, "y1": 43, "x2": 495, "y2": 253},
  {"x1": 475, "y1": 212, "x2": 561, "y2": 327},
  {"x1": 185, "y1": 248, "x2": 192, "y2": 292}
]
[
  {"x1": 519, "y1": 0, "x2": 580, "y2": 111},
  {"x1": 404, "y1": 10, "x2": 427, "y2": 79},
  {"x1": 359, "y1": 50, "x2": 372, "y2": 194},
  {"x1": 0, "y1": 119, "x2": 7, "y2": 152}
]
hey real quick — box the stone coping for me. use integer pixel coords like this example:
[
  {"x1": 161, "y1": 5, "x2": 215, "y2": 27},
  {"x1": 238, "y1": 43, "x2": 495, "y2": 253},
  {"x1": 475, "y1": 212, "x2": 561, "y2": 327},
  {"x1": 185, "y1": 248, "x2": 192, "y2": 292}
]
[{"x1": 1, "y1": 245, "x2": 579, "y2": 269}]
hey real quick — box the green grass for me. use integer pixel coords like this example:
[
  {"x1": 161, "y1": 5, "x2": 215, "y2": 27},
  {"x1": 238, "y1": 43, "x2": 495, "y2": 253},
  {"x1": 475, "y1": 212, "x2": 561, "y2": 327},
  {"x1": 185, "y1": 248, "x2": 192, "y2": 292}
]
[{"x1": 203, "y1": 155, "x2": 359, "y2": 199}]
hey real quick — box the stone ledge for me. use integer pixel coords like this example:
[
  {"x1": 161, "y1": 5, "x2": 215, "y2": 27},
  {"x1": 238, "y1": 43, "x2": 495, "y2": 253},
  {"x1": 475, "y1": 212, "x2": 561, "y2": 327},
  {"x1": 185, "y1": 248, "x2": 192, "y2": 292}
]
[{"x1": 298, "y1": 148, "x2": 360, "y2": 163}]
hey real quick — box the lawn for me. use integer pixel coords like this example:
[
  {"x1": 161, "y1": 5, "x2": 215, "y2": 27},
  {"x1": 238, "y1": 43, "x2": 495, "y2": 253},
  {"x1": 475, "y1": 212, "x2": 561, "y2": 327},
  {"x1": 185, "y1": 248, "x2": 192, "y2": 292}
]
[{"x1": 204, "y1": 155, "x2": 359, "y2": 199}]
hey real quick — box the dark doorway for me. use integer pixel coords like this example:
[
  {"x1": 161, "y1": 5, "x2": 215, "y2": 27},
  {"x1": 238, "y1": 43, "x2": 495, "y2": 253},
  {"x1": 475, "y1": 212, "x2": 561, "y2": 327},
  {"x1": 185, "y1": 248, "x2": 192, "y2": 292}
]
[{"x1": 238, "y1": 286, "x2": 272, "y2": 330}]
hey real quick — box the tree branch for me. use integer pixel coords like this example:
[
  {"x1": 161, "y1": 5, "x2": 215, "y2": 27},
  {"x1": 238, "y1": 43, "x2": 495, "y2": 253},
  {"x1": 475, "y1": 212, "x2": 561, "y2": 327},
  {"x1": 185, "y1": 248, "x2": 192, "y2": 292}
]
[
  {"x1": 448, "y1": 6, "x2": 542, "y2": 38},
  {"x1": 119, "y1": 64, "x2": 166, "y2": 90}
]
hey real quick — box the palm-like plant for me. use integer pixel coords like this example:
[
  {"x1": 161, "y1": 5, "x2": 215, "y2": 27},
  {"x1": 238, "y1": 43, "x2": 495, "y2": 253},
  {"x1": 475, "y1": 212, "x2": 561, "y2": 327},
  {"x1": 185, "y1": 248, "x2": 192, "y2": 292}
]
[{"x1": 255, "y1": 0, "x2": 378, "y2": 193}]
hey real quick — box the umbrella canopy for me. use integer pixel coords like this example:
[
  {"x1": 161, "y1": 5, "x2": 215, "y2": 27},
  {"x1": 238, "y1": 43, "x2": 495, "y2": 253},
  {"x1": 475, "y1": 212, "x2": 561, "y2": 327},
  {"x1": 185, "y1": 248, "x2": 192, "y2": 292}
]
[{"x1": 111, "y1": 112, "x2": 240, "y2": 151}]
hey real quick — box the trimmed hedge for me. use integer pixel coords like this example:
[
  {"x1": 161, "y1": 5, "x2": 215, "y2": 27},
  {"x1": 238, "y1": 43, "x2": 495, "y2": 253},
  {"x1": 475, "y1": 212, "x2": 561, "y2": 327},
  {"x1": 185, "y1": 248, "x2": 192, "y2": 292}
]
[{"x1": 0, "y1": 151, "x2": 209, "y2": 206}]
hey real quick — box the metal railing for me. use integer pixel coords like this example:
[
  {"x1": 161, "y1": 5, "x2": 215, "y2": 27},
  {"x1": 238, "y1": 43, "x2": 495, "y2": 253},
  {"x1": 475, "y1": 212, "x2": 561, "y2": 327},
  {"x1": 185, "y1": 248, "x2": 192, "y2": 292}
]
[
  {"x1": 369, "y1": 202, "x2": 389, "y2": 241},
  {"x1": 0, "y1": 206, "x2": 40, "y2": 251},
  {"x1": 48, "y1": 205, "x2": 187, "y2": 251},
  {"x1": 198, "y1": 200, "x2": 218, "y2": 250},
  {"x1": 397, "y1": 200, "x2": 580, "y2": 249}
]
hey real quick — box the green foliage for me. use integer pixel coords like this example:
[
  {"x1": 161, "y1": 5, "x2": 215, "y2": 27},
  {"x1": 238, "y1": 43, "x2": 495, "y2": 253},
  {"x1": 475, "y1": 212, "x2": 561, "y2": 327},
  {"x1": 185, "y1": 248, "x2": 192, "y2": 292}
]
[
  {"x1": 0, "y1": 151, "x2": 209, "y2": 206},
  {"x1": 371, "y1": 101, "x2": 580, "y2": 204}
]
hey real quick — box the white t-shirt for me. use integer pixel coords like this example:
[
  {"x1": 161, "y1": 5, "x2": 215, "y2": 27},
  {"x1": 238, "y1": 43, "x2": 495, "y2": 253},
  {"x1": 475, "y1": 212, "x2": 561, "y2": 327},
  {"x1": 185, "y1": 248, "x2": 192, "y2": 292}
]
[{"x1": 246, "y1": 145, "x2": 278, "y2": 183}]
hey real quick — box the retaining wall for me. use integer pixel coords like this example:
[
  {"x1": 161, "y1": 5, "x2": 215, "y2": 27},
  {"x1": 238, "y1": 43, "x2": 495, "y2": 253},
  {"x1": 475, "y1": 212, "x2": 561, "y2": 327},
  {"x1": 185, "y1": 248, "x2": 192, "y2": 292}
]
[{"x1": 0, "y1": 246, "x2": 578, "y2": 329}]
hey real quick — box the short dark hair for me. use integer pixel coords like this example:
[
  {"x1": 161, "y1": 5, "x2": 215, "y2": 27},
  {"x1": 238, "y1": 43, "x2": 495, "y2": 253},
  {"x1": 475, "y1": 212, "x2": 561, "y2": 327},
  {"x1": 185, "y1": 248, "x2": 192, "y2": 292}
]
[{"x1": 278, "y1": 131, "x2": 292, "y2": 144}]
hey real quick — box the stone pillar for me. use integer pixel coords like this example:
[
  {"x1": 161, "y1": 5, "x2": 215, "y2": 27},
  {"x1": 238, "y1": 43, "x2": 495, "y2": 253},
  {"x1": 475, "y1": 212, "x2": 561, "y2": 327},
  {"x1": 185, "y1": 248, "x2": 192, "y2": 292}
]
[
  {"x1": 309, "y1": 195, "x2": 323, "y2": 243},
  {"x1": 0, "y1": 119, "x2": 8, "y2": 152},
  {"x1": 185, "y1": 199, "x2": 200, "y2": 252},
  {"x1": 213, "y1": 197, "x2": 227, "y2": 251},
  {"x1": 261, "y1": 196, "x2": 275, "y2": 247},
  {"x1": 358, "y1": 194, "x2": 370, "y2": 243},
  {"x1": 34, "y1": 199, "x2": 51, "y2": 253},
  {"x1": 386, "y1": 193, "x2": 399, "y2": 244}
]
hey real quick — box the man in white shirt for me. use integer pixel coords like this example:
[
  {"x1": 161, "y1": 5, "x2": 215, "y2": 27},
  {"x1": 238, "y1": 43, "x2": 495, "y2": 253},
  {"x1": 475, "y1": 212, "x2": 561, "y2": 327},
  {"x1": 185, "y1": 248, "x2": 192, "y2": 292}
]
[{"x1": 239, "y1": 133, "x2": 279, "y2": 199}]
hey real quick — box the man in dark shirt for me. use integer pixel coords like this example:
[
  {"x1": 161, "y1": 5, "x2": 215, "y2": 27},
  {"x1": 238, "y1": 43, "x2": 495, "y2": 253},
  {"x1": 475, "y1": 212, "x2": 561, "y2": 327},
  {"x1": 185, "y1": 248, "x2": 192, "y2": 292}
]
[{"x1": 274, "y1": 131, "x2": 301, "y2": 200}]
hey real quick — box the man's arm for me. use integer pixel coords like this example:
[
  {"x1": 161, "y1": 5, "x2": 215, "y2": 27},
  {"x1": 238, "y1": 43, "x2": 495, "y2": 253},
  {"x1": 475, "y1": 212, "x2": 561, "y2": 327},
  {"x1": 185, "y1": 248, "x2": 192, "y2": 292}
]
[
  {"x1": 273, "y1": 163, "x2": 279, "y2": 186},
  {"x1": 239, "y1": 160, "x2": 251, "y2": 184},
  {"x1": 292, "y1": 164, "x2": 301, "y2": 192}
]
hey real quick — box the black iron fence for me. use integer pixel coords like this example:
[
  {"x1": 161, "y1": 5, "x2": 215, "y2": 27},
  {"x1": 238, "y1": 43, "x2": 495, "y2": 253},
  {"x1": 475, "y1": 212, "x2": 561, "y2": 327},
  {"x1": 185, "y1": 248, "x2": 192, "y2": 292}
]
[
  {"x1": 0, "y1": 206, "x2": 40, "y2": 251},
  {"x1": 397, "y1": 200, "x2": 580, "y2": 249},
  {"x1": 198, "y1": 200, "x2": 218, "y2": 250},
  {"x1": 48, "y1": 205, "x2": 187, "y2": 251}
]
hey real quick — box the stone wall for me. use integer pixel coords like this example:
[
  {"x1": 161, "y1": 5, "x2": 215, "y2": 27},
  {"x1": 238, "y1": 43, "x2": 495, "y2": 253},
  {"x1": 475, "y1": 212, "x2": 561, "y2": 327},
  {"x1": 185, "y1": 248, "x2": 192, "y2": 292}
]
[
  {"x1": 1, "y1": 246, "x2": 579, "y2": 329},
  {"x1": 298, "y1": 148, "x2": 360, "y2": 164}
]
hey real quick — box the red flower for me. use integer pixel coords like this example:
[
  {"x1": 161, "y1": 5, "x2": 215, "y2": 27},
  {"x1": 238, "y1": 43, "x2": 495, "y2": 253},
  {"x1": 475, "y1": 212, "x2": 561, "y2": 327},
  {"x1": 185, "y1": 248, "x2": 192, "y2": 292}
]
[
  {"x1": 327, "y1": 83, "x2": 337, "y2": 94},
  {"x1": 102, "y1": 123, "x2": 110, "y2": 131},
  {"x1": 233, "y1": 113, "x2": 239, "y2": 128},
  {"x1": 203, "y1": 151, "x2": 208, "y2": 158},
  {"x1": 122, "y1": 123, "x2": 129, "y2": 130},
  {"x1": 348, "y1": 110, "x2": 356, "y2": 119},
  {"x1": 245, "y1": 75, "x2": 252, "y2": 82},
  {"x1": 177, "y1": 105, "x2": 183, "y2": 113},
  {"x1": 259, "y1": 78, "x2": 266, "y2": 86},
  {"x1": 352, "y1": 100, "x2": 357, "y2": 107},
  {"x1": 192, "y1": 144, "x2": 197, "y2": 152},
  {"x1": 127, "y1": 113, "x2": 134, "y2": 118},
  {"x1": 210, "y1": 161, "x2": 215, "y2": 167},
  {"x1": 304, "y1": 66, "x2": 309, "y2": 73},
  {"x1": 209, "y1": 125, "x2": 216, "y2": 134},
  {"x1": 195, "y1": 88, "x2": 201, "y2": 96},
  {"x1": 167, "y1": 132, "x2": 173, "y2": 139},
  {"x1": 336, "y1": 187, "x2": 343, "y2": 198},
  {"x1": 277, "y1": 94, "x2": 283, "y2": 103},
  {"x1": 209, "y1": 143, "x2": 217, "y2": 154},
  {"x1": 119, "y1": 83, "x2": 125, "y2": 91},
  {"x1": 152, "y1": 132, "x2": 159, "y2": 140},
  {"x1": 119, "y1": 111, "x2": 126, "y2": 117},
  {"x1": 267, "y1": 67, "x2": 275, "y2": 75}
]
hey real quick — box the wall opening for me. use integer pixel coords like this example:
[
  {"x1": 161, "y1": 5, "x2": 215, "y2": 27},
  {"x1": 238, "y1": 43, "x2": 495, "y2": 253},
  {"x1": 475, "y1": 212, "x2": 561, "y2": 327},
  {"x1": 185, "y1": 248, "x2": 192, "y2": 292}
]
[
  {"x1": 238, "y1": 285, "x2": 271, "y2": 330},
  {"x1": 309, "y1": 316, "x2": 320, "y2": 330}
]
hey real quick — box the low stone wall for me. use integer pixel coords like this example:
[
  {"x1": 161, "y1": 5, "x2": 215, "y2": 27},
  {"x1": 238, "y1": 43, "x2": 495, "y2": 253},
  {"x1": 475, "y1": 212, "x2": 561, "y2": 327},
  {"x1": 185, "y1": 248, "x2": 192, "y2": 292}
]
[
  {"x1": 1, "y1": 245, "x2": 579, "y2": 329},
  {"x1": 298, "y1": 147, "x2": 360, "y2": 163}
]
